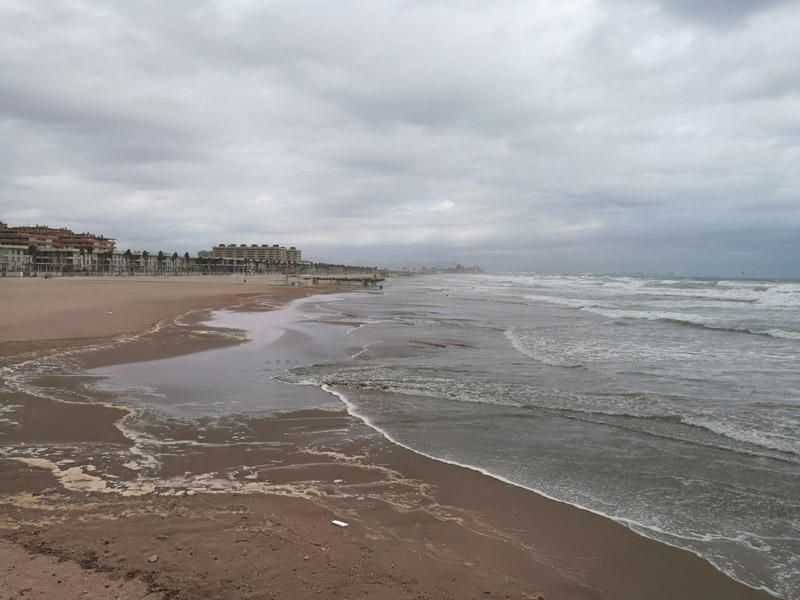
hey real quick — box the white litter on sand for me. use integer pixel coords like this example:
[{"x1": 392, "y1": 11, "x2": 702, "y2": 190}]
[{"x1": 331, "y1": 520, "x2": 349, "y2": 528}]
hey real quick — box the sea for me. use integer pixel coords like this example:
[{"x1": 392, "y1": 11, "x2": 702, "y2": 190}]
[{"x1": 93, "y1": 273, "x2": 800, "y2": 598}]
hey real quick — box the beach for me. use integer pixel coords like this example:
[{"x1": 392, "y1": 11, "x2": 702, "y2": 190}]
[
  {"x1": 0, "y1": 276, "x2": 780, "y2": 599},
  {"x1": 0, "y1": 276, "x2": 314, "y2": 343}
]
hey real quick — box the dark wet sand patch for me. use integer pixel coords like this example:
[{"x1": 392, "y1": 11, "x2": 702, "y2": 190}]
[
  {"x1": 0, "y1": 459, "x2": 57, "y2": 496},
  {"x1": 0, "y1": 392, "x2": 129, "y2": 444}
]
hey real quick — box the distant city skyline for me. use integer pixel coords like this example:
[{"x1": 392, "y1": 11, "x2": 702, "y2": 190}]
[{"x1": 1, "y1": 1, "x2": 798, "y2": 277}]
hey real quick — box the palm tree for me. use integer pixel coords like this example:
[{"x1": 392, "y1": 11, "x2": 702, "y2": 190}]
[
  {"x1": 123, "y1": 249, "x2": 133, "y2": 275},
  {"x1": 26, "y1": 245, "x2": 38, "y2": 275},
  {"x1": 171, "y1": 252, "x2": 178, "y2": 275},
  {"x1": 157, "y1": 251, "x2": 165, "y2": 275},
  {"x1": 141, "y1": 250, "x2": 149, "y2": 275},
  {"x1": 183, "y1": 252, "x2": 190, "y2": 275}
]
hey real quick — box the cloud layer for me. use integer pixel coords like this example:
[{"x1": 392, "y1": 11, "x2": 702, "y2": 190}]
[{"x1": 1, "y1": 0, "x2": 798, "y2": 275}]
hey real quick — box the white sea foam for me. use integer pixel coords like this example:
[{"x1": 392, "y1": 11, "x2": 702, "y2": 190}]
[
  {"x1": 581, "y1": 306, "x2": 711, "y2": 322},
  {"x1": 506, "y1": 273, "x2": 800, "y2": 310},
  {"x1": 758, "y1": 328, "x2": 800, "y2": 340},
  {"x1": 504, "y1": 328, "x2": 583, "y2": 368},
  {"x1": 14, "y1": 458, "x2": 109, "y2": 493},
  {"x1": 523, "y1": 293, "x2": 616, "y2": 309},
  {"x1": 319, "y1": 384, "x2": 784, "y2": 600},
  {"x1": 684, "y1": 416, "x2": 800, "y2": 456},
  {"x1": 350, "y1": 341, "x2": 382, "y2": 360}
]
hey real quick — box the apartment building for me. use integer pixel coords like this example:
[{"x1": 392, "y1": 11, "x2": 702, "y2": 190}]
[
  {"x1": 201, "y1": 243, "x2": 302, "y2": 265},
  {"x1": 0, "y1": 244, "x2": 28, "y2": 276},
  {"x1": 0, "y1": 222, "x2": 115, "y2": 253}
]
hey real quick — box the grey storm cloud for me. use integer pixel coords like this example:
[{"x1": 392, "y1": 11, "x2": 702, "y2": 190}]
[
  {"x1": 1, "y1": 0, "x2": 798, "y2": 276},
  {"x1": 652, "y1": 0, "x2": 795, "y2": 24}
]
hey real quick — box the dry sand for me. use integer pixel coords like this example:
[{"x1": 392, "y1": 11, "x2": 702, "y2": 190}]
[
  {"x1": 0, "y1": 275, "x2": 305, "y2": 342},
  {"x1": 0, "y1": 277, "x2": 775, "y2": 599}
]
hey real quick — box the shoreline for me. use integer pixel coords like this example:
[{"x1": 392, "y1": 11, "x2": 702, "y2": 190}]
[
  {"x1": 0, "y1": 277, "x2": 777, "y2": 599},
  {"x1": 330, "y1": 387, "x2": 787, "y2": 599},
  {"x1": 322, "y1": 385, "x2": 779, "y2": 598}
]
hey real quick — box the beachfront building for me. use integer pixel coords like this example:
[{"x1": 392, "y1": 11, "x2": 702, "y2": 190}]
[
  {"x1": 0, "y1": 222, "x2": 197, "y2": 275},
  {"x1": 0, "y1": 222, "x2": 119, "y2": 275},
  {"x1": 199, "y1": 243, "x2": 302, "y2": 270},
  {"x1": 1, "y1": 245, "x2": 110, "y2": 274},
  {"x1": 286, "y1": 247, "x2": 301, "y2": 264},
  {"x1": 0, "y1": 244, "x2": 28, "y2": 276},
  {"x1": 195, "y1": 255, "x2": 246, "y2": 273},
  {"x1": 0, "y1": 222, "x2": 115, "y2": 254},
  {"x1": 0, "y1": 222, "x2": 320, "y2": 277}
]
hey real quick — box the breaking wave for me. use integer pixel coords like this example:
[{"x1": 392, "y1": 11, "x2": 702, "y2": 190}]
[{"x1": 582, "y1": 307, "x2": 800, "y2": 340}]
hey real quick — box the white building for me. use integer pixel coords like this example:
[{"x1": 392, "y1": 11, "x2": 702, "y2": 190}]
[
  {"x1": 202, "y1": 243, "x2": 302, "y2": 265},
  {"x1": 0, "y1": 244, "x2": 28, "y2": 276}
]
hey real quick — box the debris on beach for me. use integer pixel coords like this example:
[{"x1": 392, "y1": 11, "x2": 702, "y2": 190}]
[{"x1": 331, "y1": 520, "x2": 349, "y2": 528}]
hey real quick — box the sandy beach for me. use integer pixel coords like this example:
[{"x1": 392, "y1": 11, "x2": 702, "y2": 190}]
[
  {"x1": 0, "y1": 276, "x2": 312, "y2": 343},
  {"x1": 0, "y1": 277, "x2": 776, "y2": 599}
]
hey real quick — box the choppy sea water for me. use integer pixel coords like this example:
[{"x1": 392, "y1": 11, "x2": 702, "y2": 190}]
[
  {"x1": 284, "y1": 274, "x2": 800, "y2": 599},
  {"x1": 92, "y1": 274, "x2": 800, "y2": 598}
]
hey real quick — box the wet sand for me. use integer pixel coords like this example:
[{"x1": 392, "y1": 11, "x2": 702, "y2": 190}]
[{"x1": 0, "y1": 279, "x2": 776, "y2": 599}]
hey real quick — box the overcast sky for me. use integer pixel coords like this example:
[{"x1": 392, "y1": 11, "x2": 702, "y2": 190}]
[{"x1": 1, "y1": 0, "x2": 798, "y2": 276}]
